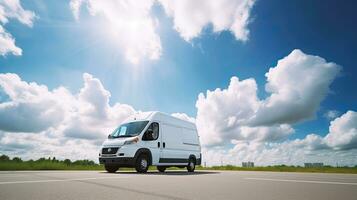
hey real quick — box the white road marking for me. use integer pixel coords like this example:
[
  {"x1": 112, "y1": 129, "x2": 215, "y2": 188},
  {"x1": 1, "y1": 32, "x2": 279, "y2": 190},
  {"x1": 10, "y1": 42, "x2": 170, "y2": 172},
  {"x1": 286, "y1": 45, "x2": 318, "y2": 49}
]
[
  {"x1": 0, "y1": 176, "x2": 130, "y2": 185},
  {"x1": 245, "y1": 177, "x2": 357, "y2": 186}
]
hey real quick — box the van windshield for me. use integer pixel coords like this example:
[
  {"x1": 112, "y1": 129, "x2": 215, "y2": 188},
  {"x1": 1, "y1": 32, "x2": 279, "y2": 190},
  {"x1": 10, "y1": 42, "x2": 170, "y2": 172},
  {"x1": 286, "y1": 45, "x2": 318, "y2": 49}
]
[{"x1": 110, "y1": 121, "x2": 149, "y2": 138}]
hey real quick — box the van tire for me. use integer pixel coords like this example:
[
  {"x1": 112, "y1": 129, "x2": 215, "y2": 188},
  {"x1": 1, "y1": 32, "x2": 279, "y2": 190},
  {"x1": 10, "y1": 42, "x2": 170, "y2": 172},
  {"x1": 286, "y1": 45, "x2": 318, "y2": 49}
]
[
  {"x1": 135, "y1": 154, "x2": 149, "y2": 173},
  {"x1": 157, "y1": 166, "x2": 166, "y2": 172},
  {"x1": 187, "y1": 158, "x2": 195, "y2": 172},
  {"x1": 105, "y1": 165, "x2": 119, "y2": 173}
]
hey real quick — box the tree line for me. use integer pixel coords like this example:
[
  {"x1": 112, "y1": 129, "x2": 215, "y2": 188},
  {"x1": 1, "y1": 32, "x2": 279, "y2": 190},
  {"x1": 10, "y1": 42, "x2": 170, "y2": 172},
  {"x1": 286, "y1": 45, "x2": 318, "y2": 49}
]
[{"x1": 0, "y1": 154, "x2": 98, "y2": 166}]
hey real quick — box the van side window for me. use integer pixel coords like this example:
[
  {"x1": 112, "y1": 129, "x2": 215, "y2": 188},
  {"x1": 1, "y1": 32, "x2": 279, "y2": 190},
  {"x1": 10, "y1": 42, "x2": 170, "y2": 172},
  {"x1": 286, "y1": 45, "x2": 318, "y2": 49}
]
[{"x1": 143, "y1": 122, "x2": 159, "y2": 141}]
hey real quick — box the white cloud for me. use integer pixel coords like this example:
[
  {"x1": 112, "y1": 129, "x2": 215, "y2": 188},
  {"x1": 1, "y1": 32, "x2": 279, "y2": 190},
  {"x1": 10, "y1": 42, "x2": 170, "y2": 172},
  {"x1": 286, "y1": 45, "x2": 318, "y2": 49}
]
[
  {"x1": 324, "y1": 110, "x2": 340, "y2": 120},
  {"x1": 0, "y1": 25, "x2": 22, "y2": 56},
  {"x1": 61, "y1": 73, "x2": 135, "y2": 140},
  {"x1": 196, "y1": 76, "x2": 260, "y2": 145},
  {"x1": 158, "y1": 0, "x2": 255, "y2": 41},
  {"x1": 0, "y1": 73, "x2": 68, "y2": 132},
  {"x1": 69, "y1": 0, "x2": 83, "y2": 21},
  {"x1": 252, "y1": 49, "x2": 341, "y2": 125},
  {"x1": 0, "y1": 0, "x2": 35, "y2": 56},
  {"x1": 202, "y1": 141, "x2": 357, "y2": 167},
  {"x1": 70, "y1": 0, "x2": 162, "y2": 64},
  {"x1": 0, "y1": 72, "x2": 199, "y2": 161},
  {"x1": 324, "y1": 111, "x2": 357, "y2": 150},
  {"x1": 69, "y1": 0, "x2": 256, "y2": 63},
  {"x1": 202, "y1": 110, "x2": 357, "y2": 166},
  {"x1": 234, "y1": 124, "x2": 294, "y2": 143},
  {"x1": 195, "y1": 49, "x2": 357, "y2": 166},
  {"x1": 0, "y1": 131, "x2": 101, "y2": 161},
  {"x1": 196, "y1": 49, "x2": 341, "y2": 146},
  {"x1": 171, "y1": 112, "x2": 196, "y2": 123},
  {"x1": 0, "y1": 72, "x2": 136, "y2": 159}
]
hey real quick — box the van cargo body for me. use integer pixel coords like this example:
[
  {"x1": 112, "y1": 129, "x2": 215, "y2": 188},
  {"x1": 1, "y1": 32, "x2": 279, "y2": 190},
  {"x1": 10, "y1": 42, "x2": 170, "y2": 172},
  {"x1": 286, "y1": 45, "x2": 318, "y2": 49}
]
[{"x1": 99, "y1": 111, "x2": 201, "y2": 173}]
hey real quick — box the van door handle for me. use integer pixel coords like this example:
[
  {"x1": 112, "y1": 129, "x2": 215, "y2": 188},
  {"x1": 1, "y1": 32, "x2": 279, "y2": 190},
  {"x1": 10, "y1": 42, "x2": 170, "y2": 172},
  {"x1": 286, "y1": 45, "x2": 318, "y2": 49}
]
[
  {"x1": 163, "y1": 142, "x2": 166, "y2": 148},
  {"x1": 158, "y1": 142, "x2": 160, "y2": 148}
]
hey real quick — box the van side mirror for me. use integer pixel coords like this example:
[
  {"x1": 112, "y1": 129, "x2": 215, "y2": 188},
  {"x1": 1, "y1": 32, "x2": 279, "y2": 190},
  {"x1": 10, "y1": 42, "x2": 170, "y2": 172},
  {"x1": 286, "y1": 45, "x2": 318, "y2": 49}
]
[{"x1": 108, "y1": 134, "x2": 112, "y2": 139}]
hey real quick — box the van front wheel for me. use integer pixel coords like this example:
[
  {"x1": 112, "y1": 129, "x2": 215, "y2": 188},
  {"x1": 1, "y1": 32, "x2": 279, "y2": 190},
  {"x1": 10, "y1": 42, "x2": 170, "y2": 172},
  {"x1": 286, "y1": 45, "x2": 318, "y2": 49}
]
[
  {"x1": 105, "y1": 165, "x2": 119, "y2": 173},
  {"x1": 187, "y1": 158, "x2": 195, "y2": 172},
  {"x1": 135, "y1": 154, "x2": 149, "y2": 173}
]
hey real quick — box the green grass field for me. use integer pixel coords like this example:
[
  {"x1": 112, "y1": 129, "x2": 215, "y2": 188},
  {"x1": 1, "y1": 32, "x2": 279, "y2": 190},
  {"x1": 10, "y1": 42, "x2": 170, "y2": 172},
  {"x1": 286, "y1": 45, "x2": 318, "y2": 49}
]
[
  {"x1": 196, "y1": 165, "x2": 357, "y2": 174},
  {"x1": 1, "y1": 155, "x2": 356, "y2": 173},
  {"x1": 0, "y1": 155, "x2": 103, "y2": 170}
]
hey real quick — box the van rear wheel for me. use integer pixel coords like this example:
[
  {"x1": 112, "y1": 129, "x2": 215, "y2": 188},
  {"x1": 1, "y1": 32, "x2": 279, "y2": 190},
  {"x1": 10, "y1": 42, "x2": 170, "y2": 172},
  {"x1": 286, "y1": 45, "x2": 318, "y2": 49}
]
[
  {"x1": 135, "y1": 154, "x2": 149, "y2": 173},
  {"x1": 157, "y1": 166, "x2": 166, "y2": 172},
  {"x1": 187, "y1": 158, "x2": 195, "y2": 172},
  {"x1": 105, "y1": 165, "x2": 119, "y2": 173}
]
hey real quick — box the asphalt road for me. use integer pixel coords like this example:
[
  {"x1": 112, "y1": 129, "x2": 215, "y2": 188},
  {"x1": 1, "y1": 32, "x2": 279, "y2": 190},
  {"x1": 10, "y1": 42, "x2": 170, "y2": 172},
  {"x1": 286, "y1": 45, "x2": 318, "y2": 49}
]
[{"x1": 0, "y1": 170, "x2": 356, "y2": 200}]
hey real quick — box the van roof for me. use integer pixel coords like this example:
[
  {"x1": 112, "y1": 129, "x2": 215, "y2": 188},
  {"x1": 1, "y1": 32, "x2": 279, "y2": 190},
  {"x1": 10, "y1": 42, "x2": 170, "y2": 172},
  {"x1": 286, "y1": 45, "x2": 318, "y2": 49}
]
[{"x1": 123, "y1": 111, "x2": 196, "y2": 129}]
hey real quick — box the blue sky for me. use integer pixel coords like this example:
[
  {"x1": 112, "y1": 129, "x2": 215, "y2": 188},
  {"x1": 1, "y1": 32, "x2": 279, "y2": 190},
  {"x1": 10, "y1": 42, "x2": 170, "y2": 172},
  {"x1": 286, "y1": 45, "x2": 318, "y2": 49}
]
[{"x1": 0, "y1": 0, "x2": 356, "y2": 165}]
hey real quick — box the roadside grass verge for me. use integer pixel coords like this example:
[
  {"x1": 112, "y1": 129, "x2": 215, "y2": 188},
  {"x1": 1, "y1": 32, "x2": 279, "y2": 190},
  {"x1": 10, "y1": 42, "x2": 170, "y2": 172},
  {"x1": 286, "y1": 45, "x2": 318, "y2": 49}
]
[
  {"x1": 0, "y1": 154, "x2": 103, "y2": 170},
  {"x1": 1, "y1": 155, "x2": 356, "y2": 173},
  {"x1": 196, "y1": 165, "x2": 357, "y2": 174},
  {"x1": 0, "y1": 161, "x2": 103, "y2": 170}
]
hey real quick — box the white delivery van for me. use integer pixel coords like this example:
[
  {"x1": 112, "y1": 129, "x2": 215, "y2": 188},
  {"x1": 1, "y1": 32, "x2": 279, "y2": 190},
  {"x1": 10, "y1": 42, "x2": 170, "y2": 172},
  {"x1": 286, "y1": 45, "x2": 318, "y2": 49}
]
[{"x1": 99, "y1": 111, "x2": 201, "y2": 173}]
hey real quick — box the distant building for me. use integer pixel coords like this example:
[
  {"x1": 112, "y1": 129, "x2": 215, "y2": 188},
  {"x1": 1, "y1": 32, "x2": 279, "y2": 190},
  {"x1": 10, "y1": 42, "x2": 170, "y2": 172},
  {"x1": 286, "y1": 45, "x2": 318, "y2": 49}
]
[
  {"x1": 242, "y1": 162, "x2": 254, "y2": 167},
  {"x1": 304, "y1": 163, "x2": 323, "y2": 168}
]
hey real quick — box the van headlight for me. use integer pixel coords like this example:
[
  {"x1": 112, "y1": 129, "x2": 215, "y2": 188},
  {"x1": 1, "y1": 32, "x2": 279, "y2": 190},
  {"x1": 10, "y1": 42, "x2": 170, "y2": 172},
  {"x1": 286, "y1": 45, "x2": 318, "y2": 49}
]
[{"x1": 124, "y1": 136, "x2": 139, "y2": 145}]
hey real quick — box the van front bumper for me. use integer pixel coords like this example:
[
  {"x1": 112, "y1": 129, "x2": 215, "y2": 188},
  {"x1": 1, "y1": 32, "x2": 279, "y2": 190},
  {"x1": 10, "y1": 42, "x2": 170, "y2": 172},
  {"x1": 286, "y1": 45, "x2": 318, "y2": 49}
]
[{"x1": 99, "y1": 157, "x2": 135, "y2": 167}]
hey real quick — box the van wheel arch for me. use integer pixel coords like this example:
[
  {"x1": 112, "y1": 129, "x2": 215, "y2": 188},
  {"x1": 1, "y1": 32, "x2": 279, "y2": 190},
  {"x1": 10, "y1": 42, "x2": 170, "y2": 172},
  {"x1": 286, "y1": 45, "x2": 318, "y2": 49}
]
[
  {"x1": 134, "y1": 148, "x2": 152, "y2": 166},
  {"x1": 189, "y1": 155, "x2": 196, "y2": 164}
]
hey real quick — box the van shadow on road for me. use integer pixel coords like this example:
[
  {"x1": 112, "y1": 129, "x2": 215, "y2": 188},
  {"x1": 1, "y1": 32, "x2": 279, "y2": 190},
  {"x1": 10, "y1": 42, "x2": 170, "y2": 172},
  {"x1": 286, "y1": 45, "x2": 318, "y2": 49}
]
[{"x1": 100, "y1": 171, "x2": 219, "y2": 176}]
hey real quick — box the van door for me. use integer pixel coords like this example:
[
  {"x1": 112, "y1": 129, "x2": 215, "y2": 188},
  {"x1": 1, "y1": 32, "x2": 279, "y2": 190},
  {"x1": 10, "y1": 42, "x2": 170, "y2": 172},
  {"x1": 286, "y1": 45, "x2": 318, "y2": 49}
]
[
  {"x1": 160, "y1": 124, "x2": 187, "y2": 164},
  {"x1": 141, "y1": 122, "x2": 161, "y2": 165}
]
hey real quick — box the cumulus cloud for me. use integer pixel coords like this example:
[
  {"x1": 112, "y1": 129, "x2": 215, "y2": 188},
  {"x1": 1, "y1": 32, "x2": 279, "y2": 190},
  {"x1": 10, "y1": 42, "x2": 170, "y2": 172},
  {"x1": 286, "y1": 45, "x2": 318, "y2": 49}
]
[
  {"x1": 0, "y1": 131, "x2": 101, "y2": 161},
  {"x1": 324, "y1": 111, "x2": 357, "y2": 150},
  {"x1": 324, "y1": 110, "x2": 340, "y2": 120},
  {"x1": 0, "y1": 0, "x2": 35, "y2": 56},
  {"x1": 252, "y1": 49, "x2": 341, "y2": 125},
  {"x1": 202, "y1": 110, "x2": 357, "y2": 166},
  {"x1": 61, "y1": 73, "x2": 135, "y2": 140},
  {"x1": 202, "y1": 142, "x2": 357, "y2": 167},
  {"x1": 196, "y1": 49, "x2": 341, "y2": 146},
  {"x1": 158, "y1": 0, "x2": 255, "y2": 41},
  {"x1": 0, "y1": 72, "x2": 136, "y2": 159},
  {"x1": 196, "y1": 76, "x2": 262, "y2": 145},
  {"x1": 69, "y1": 0, "x2": 256, "y2": 63},
  {"x1": 194, "y1": 48, "x2": 356, "y2": 166},
  {"x1": 0, "y1": 26, "x2": 22, "y2": 56},
  {"x1": 0, "y1": 72, "x2": 200, "y2": 161},
  {"x1": 0, "y1": 72, "x2": 206, "y2": 161},
  {"x1": 0, "y1": 73, "x2": 68, "y2": 132},
  {"x1": 70, "y1": 0, "x2": 161, "y2": 64},
  {"x1": 171, "y1": 112, "x2": 196, "y2": 123},
  {"x1": 69, "y1": 0, "x2": 83, "y2": 20}
]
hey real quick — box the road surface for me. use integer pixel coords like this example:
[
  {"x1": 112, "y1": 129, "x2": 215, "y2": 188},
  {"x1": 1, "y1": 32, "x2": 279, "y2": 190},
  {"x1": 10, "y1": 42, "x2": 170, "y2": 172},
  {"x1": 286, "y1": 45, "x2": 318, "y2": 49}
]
[{"x1": 0, "y1": 170, "x2": 356, "y2": 200}]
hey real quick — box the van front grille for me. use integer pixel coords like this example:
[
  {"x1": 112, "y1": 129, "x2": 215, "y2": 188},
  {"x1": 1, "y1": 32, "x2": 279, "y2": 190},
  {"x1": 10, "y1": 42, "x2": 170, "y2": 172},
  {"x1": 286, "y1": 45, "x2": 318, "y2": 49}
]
[{"x1": 102, "y1": 147, "x2": 119, "y2": 154}]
